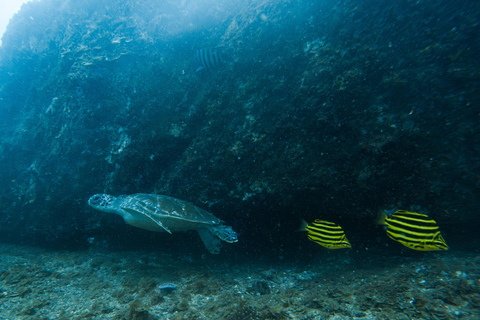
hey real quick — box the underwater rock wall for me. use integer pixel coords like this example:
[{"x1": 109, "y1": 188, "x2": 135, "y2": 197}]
[{"x1": 0, "y1": 0, "x2": 478, "y2": 252}]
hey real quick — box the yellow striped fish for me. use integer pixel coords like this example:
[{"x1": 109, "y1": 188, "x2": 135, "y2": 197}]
[
  {"x1": 377, "y1": 210, "x2": 448, "y2": 251},
  {"x1": 299, "y1": 219, "x2": 351, "y2": 249}
]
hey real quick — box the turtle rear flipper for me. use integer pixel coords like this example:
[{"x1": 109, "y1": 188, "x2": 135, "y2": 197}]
[{"x1": 197, "y1": 229, "x2": 222, "y2": 254}]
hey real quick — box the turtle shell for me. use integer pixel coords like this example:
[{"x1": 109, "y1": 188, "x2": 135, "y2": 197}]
[{"x1": 118, "y1": 193, "x2": 223, "y2": 233}]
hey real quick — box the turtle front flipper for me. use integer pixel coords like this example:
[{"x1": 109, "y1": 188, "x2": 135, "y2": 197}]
[
  {"x1": 141, "y1": 211, "x2": 172, "y2": 234},
  {"x1": 121, "y1": 206, "x2": 173, "y2": 234},
  {"x1": 197, "y1": 229, "x2": 222, "y2": 254},
  {"x1": 120, "y1": 197, "x2": 173, "y2": 234}
]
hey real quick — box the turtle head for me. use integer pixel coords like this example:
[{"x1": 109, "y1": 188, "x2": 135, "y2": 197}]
[{"x1": 88, "y1": 194, "x2": 117, "y2": 213}]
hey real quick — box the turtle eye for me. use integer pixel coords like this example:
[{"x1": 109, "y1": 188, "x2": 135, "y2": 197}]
[{"x1": 100, "y1": 195, "x2": 112, "y2": 207}]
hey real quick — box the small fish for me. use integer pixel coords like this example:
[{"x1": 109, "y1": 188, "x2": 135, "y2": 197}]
[
  {"x1": 157, "y1": 283, "x2": 177, "y2": 294},
  {"x1": 377, "y1": 210, "x2": 448, "y2": 251},
  {"x1": 299, "y1": 219, "x2": 351, "y2": 249},
  {"x1": 194, "y1": 47, "x2": 221, "y2": 72}
]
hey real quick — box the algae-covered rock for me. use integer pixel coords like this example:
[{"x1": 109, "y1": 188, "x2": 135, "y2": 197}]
[{"x1": 0, "y1": 0, "x2": 478, "y2": 255}]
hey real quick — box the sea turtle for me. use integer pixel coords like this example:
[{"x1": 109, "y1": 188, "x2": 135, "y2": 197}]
[{"x1": 88, "y1": 193, "x2": 238, "y2": 254}]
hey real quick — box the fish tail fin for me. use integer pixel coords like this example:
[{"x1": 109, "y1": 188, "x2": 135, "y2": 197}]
[
  {"x1": 296, "y1": 219, "x2": 309, "y2": 232},
  {"x1": 376, "y1": 210, "x2": 387, "y2": 225}
]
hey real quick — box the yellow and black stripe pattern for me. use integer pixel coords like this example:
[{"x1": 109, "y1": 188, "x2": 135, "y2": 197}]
[
  {"x1": 378, "y1": 210, "x2": 448, "y2": 251},
  {"x1": 305, "y1": 220, "x2": 351, "y2": 249}
]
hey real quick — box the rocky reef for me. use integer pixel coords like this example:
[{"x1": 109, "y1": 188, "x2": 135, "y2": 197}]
[
  {"x1": 0, "y1": 0, "x2": 479, "y2": 255},
  {"x1": 0, "y1": 243, "x2": 479, "y2": 319}
]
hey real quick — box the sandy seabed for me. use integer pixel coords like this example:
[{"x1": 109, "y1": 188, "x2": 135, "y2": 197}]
[{"x1": 0, "y1": 243, "x2": 479, "y2": 320}]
